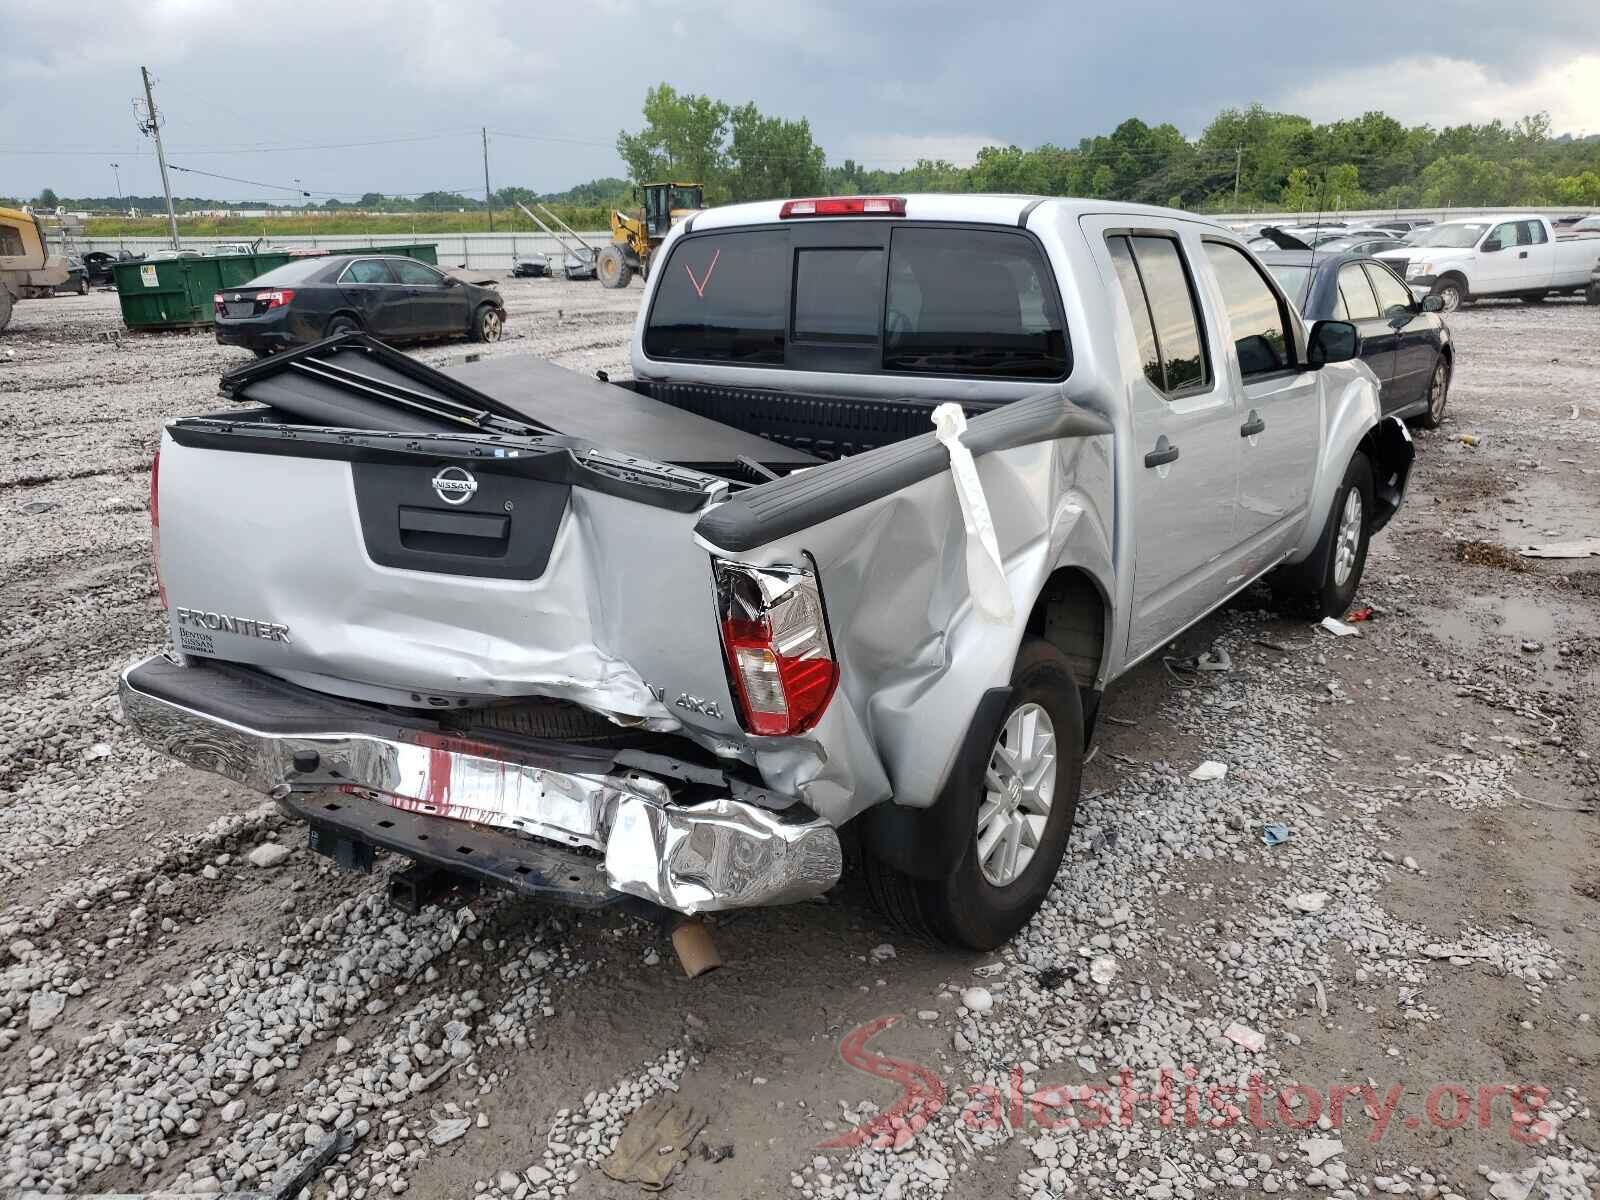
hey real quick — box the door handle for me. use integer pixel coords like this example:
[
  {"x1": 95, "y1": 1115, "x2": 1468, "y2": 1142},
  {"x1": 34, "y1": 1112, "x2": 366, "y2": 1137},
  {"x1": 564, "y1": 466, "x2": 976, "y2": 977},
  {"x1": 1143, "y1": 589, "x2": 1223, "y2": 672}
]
[
  {"x1": 1518, "y1": 251, "x2": 1528, "y2": 259},
  {"x1": 1240, "y1": 412, "x2": 1265, "y2": 438},
  {"x1": 1144, "y1": 438, "x2": 1180, "y2": 468}
]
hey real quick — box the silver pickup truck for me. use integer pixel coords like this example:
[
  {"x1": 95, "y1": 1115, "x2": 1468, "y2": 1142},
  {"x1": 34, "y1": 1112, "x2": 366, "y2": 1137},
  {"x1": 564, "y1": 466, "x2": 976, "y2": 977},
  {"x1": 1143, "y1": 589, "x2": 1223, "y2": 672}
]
[{"x1": 123, "y1": 195, "x2": 1413, "y2": 951}]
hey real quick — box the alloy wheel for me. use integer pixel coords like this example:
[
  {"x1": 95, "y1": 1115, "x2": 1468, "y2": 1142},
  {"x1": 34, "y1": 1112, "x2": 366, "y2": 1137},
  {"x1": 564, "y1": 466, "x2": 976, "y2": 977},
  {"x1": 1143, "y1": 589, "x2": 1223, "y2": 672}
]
[
  {"x1": 1332, "y1": 487, "x2": 1364, "y2": 588},
  {"x1": 975, "y1": 702, "x2": 1057, "y2": 887}
]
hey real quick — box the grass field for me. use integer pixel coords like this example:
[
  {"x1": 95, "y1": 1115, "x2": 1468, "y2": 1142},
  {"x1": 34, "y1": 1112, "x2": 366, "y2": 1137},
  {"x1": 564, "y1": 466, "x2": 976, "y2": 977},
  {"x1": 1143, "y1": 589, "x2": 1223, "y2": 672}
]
[{"x1": 85, "y1": 206, "x2": 613, "y2": 238}]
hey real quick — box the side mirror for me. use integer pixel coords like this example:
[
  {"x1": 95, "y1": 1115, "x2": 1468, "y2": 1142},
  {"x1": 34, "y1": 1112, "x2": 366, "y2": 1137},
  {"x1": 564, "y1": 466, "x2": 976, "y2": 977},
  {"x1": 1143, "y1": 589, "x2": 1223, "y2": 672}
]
[
  {"x1": 441, "y1": 274, "x2": 461, "y2": 287},
  {"x1": 1482, "y1": 238, "x2": 1502, "y2": 252},
  {"x1": 1420, "y1": 294, "x2": 1445, "y2": 313},
  {"x1": 1307, "y1": 319, "x2": 1360, "y2": 367}
]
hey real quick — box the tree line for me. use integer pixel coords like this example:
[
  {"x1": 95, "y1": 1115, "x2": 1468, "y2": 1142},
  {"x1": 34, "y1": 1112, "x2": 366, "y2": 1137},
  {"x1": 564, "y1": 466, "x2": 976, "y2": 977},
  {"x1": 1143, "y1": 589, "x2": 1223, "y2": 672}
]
[{"x1": 17, "y1": 93, "x2": 1600, "y2": 224}]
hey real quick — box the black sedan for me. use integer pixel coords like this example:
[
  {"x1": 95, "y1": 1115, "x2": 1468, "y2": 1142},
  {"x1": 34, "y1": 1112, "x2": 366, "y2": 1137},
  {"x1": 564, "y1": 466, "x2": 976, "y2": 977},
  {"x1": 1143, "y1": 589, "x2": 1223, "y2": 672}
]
[
  {"x1": 214, "y1": 254, "x2": 505, "y2": 356},
  {"x1": 50, "y1": 257, "x2": 90, "y2": 295},
  {"x1": 1260, "y1": 251, "x2": 1452, "y2": 427}
]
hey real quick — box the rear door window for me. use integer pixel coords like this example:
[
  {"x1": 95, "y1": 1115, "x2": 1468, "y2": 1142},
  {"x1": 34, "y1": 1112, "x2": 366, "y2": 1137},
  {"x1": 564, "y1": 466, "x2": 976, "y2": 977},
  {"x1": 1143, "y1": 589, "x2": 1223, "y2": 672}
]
[
  {"x1": 643, "y1": 229, "x2": 790, "y2": 365},
  {"x1": 1125, "y1": 235, "x2": 1208, "y2": 394},
  {"x1": 883, "y1": 227, "x2": 1067, "y2": 378},
  {"x1": 342, "y1": 259, "x2": 396, "y2": 284}
]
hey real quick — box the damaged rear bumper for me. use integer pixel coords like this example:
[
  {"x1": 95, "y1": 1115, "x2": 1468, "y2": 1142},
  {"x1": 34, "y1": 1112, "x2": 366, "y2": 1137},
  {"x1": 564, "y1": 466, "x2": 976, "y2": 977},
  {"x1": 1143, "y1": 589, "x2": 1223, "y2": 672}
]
[{"x1": 119, "y1": 655, "x2": 841, "y2": 914}]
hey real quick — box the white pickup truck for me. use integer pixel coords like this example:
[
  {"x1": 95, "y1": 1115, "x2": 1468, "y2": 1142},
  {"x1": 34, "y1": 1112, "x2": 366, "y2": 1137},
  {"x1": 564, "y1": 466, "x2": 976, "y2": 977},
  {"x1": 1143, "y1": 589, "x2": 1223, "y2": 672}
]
[{"x1": 1374, "y1": 214, "x2": 1600, "y2": 311}]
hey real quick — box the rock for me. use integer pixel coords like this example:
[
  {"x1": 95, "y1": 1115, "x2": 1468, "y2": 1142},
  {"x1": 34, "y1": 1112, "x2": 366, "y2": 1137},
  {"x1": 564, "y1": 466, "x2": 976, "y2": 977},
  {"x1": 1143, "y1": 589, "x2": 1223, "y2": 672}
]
[
  {"x1": 248, "y1": 843, "x2": 291, "y2": 869},
  {"x1": 1223, "y1": 1022, "x2": 1265, "y2": 1053},
  {"x1": 1089, "y1": 956, "x2": 1118, "y2": 985},
  {"x1": 221, "y1": 1100, "x2": 245, "y2": 1122},
  {"x1": 1190, "y1": 760, "x2": 1229, "y2": 781},
  {"x1": 870, "y1": 943, "x2": 897, "y2": 961},
  {"x1": 1300, "y1": 1136, "x2": 1345, "y2": 1167},
  {"x1": 429, "y1": 1117, "x2": 471, "y2": 1146},
  {"x1": 28, "y1": 990, "x2": 66, "y2": 1032},
  {"x1": 961, "y1": 987, "x2": 993, "y2": 1014}
]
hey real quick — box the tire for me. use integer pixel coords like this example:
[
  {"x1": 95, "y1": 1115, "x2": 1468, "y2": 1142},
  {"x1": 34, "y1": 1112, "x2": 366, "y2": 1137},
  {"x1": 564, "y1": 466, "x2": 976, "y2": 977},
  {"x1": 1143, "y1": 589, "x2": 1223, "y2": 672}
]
[
  {"x1": 1587, "y1": 284, "x2": 1600, "y2": 306},
  {"x1": 1273, "y1": 453, "x2": 1374, "y2": 618},
  {"x1": 862, "y1": 639, "x2": 1084, "y2": 951},
  {"x1": 0, "y1": 288, "x2": 13, "y2": 332},
  {"x1": 470, "y1": 304, "x2": 503, "y2": 343},
  {"x1": 325, "y1": 315, "x2": 361, "y2": 338},
  {"x1": 1430, "y1": 277, "x2": 1467, "y2": 313},
  {"x1": 1519, "y1": 291, "x2": 1547, "y2": 305},
  {"x1": 76, "y1": 277, "x2": 89, "y2": 296},
  {"x1": 1414, "y1": 357, "x2": 1450, "y2": 430},
  {"x1": 596, "y1": 245, "x2": 633, "y2": 290}
]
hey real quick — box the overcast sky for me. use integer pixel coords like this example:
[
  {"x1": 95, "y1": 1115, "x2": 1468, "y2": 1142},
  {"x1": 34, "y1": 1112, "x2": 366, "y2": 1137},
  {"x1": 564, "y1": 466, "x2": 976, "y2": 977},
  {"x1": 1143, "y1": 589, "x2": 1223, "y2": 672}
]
[{"x1": 4, "y1": 0, "x2": 1599, "y2": 203}]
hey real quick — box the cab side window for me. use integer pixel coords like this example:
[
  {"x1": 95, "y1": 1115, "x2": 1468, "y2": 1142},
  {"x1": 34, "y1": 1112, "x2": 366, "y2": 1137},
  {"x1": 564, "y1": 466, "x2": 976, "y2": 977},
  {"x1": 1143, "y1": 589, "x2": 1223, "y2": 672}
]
[
  {"x1": 1519, "y1": 219, "x2": 1548, "y2": 245},
  {"x1": 1204, "y1": 242, "x2": 1295, "y2": 377},
  {"x1": 1104, "y1": 233, "x2": 1210, "y2": 397},
  {"x1": 1487, "y1": 222, "x2": 1520, "y2": 249}
]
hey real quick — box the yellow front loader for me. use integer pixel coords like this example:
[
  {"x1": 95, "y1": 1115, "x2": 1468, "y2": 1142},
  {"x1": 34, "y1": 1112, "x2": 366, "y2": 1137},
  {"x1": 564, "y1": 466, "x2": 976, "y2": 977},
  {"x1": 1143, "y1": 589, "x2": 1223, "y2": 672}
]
[
  {"x1": 596, "y1": 182, "x2": 704, "y2": 289},
  {"x1": 1, "y1": 207, "x2": 69, "y2": 331}
]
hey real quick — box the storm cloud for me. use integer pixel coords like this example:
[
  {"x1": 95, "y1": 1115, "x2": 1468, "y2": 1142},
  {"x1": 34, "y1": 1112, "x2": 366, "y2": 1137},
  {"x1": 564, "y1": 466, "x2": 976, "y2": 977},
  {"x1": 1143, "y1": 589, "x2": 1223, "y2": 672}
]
[{"x1": 3, "y1": 0, "x2": 1598, "y2": 200}]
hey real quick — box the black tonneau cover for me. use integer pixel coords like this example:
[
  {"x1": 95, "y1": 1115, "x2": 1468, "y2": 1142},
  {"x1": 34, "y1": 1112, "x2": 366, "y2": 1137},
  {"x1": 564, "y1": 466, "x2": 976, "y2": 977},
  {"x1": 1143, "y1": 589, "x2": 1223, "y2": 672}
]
[{"x1": 220, "y1": 333, "x2": 820, "y2": 469}]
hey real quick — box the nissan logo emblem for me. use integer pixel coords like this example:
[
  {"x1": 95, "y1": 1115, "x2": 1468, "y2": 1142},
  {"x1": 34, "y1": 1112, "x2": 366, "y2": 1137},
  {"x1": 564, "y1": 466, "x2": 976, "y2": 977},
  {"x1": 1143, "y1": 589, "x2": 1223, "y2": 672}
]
[{"x1": 431, "y1": 466, "x2": 478, "y2": 505}]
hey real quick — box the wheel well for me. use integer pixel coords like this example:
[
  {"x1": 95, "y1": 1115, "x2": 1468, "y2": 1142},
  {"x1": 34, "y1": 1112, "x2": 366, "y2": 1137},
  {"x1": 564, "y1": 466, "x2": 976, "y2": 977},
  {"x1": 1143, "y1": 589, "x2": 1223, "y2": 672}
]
[
  {"x1": 1357, "y1": 419, "x2": 1415, "y2": 534},
  {"x1": 1437, "y1": 270, "x2": 1469, "y2": 292},
  {"x1": 1026, "y1": 568, "x2": 1107, "y2": 690},
  {"x1": 327, "y1": 310, "x2": 363, "y2": 330}
]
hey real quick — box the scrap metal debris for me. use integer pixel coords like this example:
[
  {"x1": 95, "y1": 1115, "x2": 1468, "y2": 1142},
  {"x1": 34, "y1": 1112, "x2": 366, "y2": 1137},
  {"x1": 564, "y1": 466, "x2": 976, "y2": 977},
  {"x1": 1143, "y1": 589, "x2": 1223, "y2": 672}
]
[
  {"x1": 1262, "y1": 823, "x2": 1291, "y2": 847},
  {"x1": 600, "y1": 1095, "x2": 709, "y2": 1191},
  {"x1": 1519, "y1": 538, "x2": 1600, "y2": 559},
  {"x1": 1189, "y1": 760, "x2": 1229, "y2": 782},
  {"x1": 1196, "y1": 646, "x2": 1233, "y2": 672},
  {"x1": 1318, "y1": 616, "x2": 1362, "y2": 637},
  {"x1": 1223, "y1": 1021, "x2": 1266, "y2": 1053}
]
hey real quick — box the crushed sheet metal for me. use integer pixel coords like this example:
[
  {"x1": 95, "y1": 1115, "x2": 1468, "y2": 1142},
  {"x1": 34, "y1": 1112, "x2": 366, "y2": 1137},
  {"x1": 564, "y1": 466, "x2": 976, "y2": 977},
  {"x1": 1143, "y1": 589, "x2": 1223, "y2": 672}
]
[
  {"x1": 1518, "y1": 538, "x2": 1600, "y2": 559},
  {"x1": 931, "y1": 402, "x2": 1016, "y2": 623},
  {"x1": 604, "y1": 793, "x2": 842, "y2": 913}
]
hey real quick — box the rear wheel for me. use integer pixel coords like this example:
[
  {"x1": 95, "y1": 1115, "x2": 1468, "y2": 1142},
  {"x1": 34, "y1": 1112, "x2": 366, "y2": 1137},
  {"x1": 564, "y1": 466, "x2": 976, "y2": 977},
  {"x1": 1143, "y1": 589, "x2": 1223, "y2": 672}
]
[
  {"x1": 470, "y1": 304, "x2": 503, "y2": 342},
  {"x1": 596, "y1": 245, "x2": 633, "y2": 289},
  {"x1": 76, "y1": 276, "x2": 89, "y2": 296},
  {"x1": 1519, "y1": 291, "x2": 1548, "y2": 304},
  {"x1": 1430, "y1": 277, "x2": 1467, "y2": 312},
  {"x1": 1414, "y1": 357, "x2": 1450, "y2": 430},
  {"x1": 863, "y1": 639, "x2": 1083, "y2": 951},
  {"x1": 325, "y1": 315, "x2": 361, "y2": 339},
  {"x1": 1588, "y1": 283, "x2": 1600, "y2": 306}
]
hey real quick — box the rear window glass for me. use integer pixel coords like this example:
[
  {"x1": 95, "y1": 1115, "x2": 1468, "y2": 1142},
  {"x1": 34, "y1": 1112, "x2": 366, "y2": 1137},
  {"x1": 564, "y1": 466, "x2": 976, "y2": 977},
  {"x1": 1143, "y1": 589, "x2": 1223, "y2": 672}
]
[
  {"x1": 643, "y1": 230, "x2": 790, "y2": 365},
  {"x1": 884, "y1": 228, "x2": 1066, "y2": 378},
  {"x1": 644, "y1": 223, "x2": 1068, "y2": 379},
  {"x1": 793, "y1": 248, "x2": 884, "y2": 344},
  {"x1": 246, "y1": 258, "x2": 331, "y2": 286}
]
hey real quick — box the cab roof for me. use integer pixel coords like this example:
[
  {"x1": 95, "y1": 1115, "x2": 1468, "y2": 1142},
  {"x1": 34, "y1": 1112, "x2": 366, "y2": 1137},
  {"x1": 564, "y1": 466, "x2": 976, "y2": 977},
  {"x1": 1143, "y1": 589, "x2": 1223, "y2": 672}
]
[{"x1": 686, "y1": 193, "x2": 1233, "y2": 232}]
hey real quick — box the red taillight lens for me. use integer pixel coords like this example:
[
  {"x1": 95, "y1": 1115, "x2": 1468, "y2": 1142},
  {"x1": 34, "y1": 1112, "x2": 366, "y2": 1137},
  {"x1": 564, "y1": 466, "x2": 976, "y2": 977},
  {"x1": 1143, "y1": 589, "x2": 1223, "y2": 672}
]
[
  {"x1": 213, "y1": 292, "x2": 226, "y2": 314},
  {"x1": 258, "y1": 288, "x2": 295, "y2": 309},
  {"x1": 714, "y1": 560, "x2": 838, "y2": 736},
  {"x1": 149, "y1": 447, "x2": 166, "y2": 609},
  {"x1": 779, "y1": 196, "x2": 906, "y2": 219}
]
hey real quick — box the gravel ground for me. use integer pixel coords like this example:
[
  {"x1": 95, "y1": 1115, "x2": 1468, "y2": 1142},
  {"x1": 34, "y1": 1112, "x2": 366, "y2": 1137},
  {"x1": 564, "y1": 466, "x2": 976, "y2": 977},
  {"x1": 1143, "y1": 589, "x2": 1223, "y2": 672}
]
[{"x1": 1, "y1": 283, "x2": 1596, "y2": 1200}]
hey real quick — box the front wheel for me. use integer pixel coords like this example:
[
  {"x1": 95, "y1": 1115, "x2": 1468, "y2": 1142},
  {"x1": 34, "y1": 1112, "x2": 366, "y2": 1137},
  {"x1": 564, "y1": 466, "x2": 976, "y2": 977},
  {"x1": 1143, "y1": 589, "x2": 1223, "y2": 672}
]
[
  {"x1": 863, "y1": 639, "x2": 1083, "y2": 951},
  {"x1": 76, "y1": 277, "x2": 89, "y2": 296},
  {"x1": 1414, "y1": 357, "x2": 1449, "y2": 430},
  {"x1": 470, "y1": 304, "x2": 503, "y2": 342},
  {"x1": 1272, "y1": 453, "x2": 1374, "y2": 618},
  {"x1": 1430, "y1": 278, "x2": 1466, "y2": 313}
]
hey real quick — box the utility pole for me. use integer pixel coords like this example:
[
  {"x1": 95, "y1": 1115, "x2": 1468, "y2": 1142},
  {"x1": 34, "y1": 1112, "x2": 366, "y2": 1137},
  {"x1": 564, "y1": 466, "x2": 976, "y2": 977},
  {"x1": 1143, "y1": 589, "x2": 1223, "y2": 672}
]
[
  {"x1": 481, "y1": 127, "x2": 494, "y2": 233},
  {"x1": 1233, "y1": 145, "x2": 1242, "y2": 208},
  {"x1": 136, "y1": 67, "x2": 180, "y2": 249}
]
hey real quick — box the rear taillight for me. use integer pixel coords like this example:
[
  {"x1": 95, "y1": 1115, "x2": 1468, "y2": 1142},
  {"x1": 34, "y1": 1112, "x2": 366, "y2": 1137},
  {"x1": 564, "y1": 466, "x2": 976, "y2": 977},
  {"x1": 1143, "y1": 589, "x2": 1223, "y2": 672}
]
[
  {"x1": 258, "y1": 288, "x2": 295, "y2": 309},
  {"x1": 212, "y1": 291, "x2": 225, "y2": 315},
  {"x1": 714, "y1": 560, "x2": 838, "y2": 736},
  {"x1": 779, "y1": 196, "x2": 906, "y2": 219},
  {"x1": 149, "y1": 448, "x2": 166, "y2": 609}
]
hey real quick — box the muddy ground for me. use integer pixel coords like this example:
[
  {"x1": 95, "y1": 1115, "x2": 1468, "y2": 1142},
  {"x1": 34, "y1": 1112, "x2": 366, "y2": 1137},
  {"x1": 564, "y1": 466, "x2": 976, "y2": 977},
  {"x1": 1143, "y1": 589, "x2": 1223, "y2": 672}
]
[{"x1": 1, "y1": 281, "x2": 1596, "y2": 1200}]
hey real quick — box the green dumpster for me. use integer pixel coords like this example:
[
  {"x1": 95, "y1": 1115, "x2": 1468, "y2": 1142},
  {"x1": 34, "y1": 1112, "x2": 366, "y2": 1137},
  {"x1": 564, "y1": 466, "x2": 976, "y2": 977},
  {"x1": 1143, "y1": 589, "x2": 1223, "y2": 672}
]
[{"x1": 113, "y1": 243, "x2": 440, "y2": 330}]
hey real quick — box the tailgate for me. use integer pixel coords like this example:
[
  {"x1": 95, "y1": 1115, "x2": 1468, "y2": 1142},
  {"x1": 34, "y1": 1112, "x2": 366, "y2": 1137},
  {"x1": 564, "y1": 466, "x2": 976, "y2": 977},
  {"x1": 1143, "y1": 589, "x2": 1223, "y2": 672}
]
[{"x1": 158, "y1": 340, "x2": 767, "y2": 734}]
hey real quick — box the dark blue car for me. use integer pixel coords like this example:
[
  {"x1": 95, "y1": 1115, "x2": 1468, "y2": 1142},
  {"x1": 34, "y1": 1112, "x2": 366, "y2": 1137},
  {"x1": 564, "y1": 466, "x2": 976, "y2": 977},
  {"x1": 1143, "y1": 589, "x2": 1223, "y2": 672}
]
[{"x1": 1259, "y1": 251, "x2": 1452, "y2": 428}]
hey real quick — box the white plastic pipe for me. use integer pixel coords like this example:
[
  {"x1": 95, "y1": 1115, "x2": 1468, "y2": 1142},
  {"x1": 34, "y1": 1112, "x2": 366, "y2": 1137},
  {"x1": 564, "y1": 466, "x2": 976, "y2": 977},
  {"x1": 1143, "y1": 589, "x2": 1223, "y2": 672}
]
[{"x1": 931, "y1": 402, "x2": 1015, "y2": 624}]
